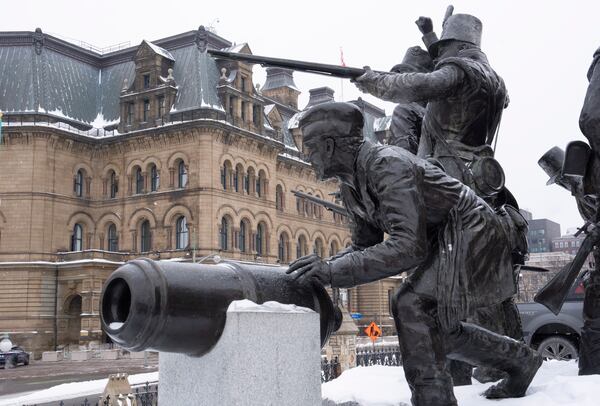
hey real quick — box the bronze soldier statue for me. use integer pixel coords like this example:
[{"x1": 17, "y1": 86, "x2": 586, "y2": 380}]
[
  {"x1": 387, "y1": 46, "x2": 433, "y2": 153},
  {"x1": 288, "y1": 102, "x2": 541, "y2": 406},
  {"x1": 356, "y1": 8, "x2": 528, "y2": 385},
  {"x1": 538, "y1": 46, "x2": 600, "y2": 375}
]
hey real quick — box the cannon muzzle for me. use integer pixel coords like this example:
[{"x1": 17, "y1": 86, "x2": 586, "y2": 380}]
[{"x1": 101, "y1": 258, "x2": 341, "y2": 356}]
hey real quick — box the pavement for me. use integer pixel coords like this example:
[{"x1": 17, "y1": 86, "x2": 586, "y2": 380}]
[{"x1": 0, "y1": 355, "x2": 158, "y2": 400}]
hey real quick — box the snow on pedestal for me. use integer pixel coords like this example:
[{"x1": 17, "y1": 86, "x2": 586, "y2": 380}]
[
  {"x1": 322, "y1": 360, "x2": 600, "y2": 406},
  {"x1": 159, "y1": 300, "x2": 322, "y2": 406}
]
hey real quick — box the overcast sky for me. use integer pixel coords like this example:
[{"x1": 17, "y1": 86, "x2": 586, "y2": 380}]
[{"x1": 5, "y1": 0, "x2": 600, "y2": 233}]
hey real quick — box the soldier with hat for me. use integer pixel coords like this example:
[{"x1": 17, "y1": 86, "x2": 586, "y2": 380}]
[
  {"x1": 353, "y1": 7, "x2": 507, "y2": 196},
  {"x1": 387, "y1": 46, "x2": 433, "y2": 153},
  {"x1": 289, "y1": 102, "x2": 542, "y2": 406}
]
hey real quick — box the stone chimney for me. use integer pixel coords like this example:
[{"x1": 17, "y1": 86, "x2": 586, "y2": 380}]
[
  {"x1": 261, "y1": 68, "x2": 300, "y2": 109},
  {"x1": 305, "y1": 87, "x2": 335, "y2": 109}
]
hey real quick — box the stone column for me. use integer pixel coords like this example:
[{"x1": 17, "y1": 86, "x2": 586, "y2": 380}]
[{"x1": 324, "y1": 305, "x2": 358, "y2": 372}]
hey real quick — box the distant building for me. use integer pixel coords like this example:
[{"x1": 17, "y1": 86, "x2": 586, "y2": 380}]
[
  {"x1": 518, "y1": 252, "x2": 574, "y2": 302},
  {"x1": 552, "y1": 233, "x2": 585, "y2": 256},
  {"x1": 527, "y1": 218, "x2": 561, "y2": 253}
]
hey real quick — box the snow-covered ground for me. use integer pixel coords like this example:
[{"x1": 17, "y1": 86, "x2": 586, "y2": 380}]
[
  {"x1": 0, "y1": 372, "x2": 158, "y2": 406},
  {"x1": 322, "y1": 360, "x2": 600, "y2": 406},
  {"x1": 3, "y1": 360, "x2": 598, "y2": 406}
]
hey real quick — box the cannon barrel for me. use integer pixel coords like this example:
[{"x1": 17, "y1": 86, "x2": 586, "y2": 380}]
[{"x1": 100, "y1": 258, "x2": 341, "y2": 357}]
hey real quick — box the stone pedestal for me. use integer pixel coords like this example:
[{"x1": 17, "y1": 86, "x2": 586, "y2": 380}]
[{"x1": 160, "y1": 307, "x2": 321, "y2": 406}]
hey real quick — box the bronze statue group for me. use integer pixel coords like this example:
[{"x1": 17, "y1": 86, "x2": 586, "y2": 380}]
[{"x1": 284, "y1": 5, "x2": 600, "y2": 406}]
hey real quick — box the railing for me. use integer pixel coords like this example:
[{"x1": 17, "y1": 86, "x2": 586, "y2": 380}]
[
  {"x1": 29, "y1": 381, "x2": 158, "y2": 406},
  {"x1": 321, "y1": 356, "x2": 340, "y2": 383},
  {"x1": 356, "y1": 347, "x2": 402, "y2": 367}
]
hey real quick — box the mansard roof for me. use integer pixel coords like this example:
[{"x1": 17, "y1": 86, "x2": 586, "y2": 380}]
[{"x1": 0, "y1": 28, "x2": 230, "y2": 128}]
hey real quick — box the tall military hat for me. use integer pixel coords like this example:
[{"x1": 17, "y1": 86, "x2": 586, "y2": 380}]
[
  {"x1": 391, "y1": 46, "x2": 434, "y2": 73},
  {"x1": 429, "y1": 8, "x2": 483, "y2": 57},
  {"x1": 538, "y1": 146, "x2": 565, "y2": 186}
]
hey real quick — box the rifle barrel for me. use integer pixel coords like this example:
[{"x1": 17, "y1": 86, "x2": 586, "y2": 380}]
[
  {"x1": 208, "y1": 49, "x2": 366, "y2": 79},
  {"x1": 292, "y1": 190, "x2": 347, "y2": 216}
]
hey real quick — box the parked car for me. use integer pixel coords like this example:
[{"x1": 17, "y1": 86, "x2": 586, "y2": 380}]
[
  {"x1": 0, "y1": 346, "x2": 30, "y2": 368},
  {"x1": 517, "y1": 274, "x2": 585, "y2": 361}
]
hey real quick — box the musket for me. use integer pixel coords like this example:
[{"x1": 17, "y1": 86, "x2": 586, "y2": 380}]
[
  {"x1": 292, "y1": 190, "x2": 348, "y2": 216},
  {"x1": 534, "y1": 223, "x2": 598, "y2": 315},
  {"x1": 208, "y1": 49, "x2": 371, "y2": 79}
]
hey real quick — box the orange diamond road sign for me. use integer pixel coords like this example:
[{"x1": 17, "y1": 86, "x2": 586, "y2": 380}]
[{"x1": 364, "y1": 321, "x2": 382, "y2": 342}]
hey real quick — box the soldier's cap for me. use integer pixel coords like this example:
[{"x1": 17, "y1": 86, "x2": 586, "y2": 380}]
[
  {"x1": 299, "y1": 102, "x2": 364, "y2": 141},
  {"x1": 538, "y1": 146, "x2": 565, "y2": 186},
  {"x1": 391, "y1": 46, "x2": 434, "y2": 73},
  {"x1": 429, "y1": 13, "x2": 482, "y2": 58}
]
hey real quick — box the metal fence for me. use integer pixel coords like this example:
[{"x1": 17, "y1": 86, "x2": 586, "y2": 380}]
[
  {"x1": 27, "y1": 381, "x2": 157, "y2": 406},
  {"x1": 356, "y1": 347, "x2": 402, "y2": 367},
  {"x1": 321, "y1": 356, "x2": 340, "y2": 382}
]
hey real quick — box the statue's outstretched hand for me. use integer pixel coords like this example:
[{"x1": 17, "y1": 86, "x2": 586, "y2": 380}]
[
  {"x1": 286, "y1": 253, "x2": 332, "y2": 286},
  {"x1": 415, "y1": 17, "x2": 433, "y2": 35},
  {"x1": 352, "y1": 66, "x2": 378, "y2": 94}
]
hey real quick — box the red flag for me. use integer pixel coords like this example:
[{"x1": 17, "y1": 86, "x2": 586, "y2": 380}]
[{"x1": 340, "y1": 47, "x2": 346, "y2": 67}]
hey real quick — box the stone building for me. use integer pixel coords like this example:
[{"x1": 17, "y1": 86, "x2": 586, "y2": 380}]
[{"x1": 0, "y1": 27, "x2": 360, "y2": 353}]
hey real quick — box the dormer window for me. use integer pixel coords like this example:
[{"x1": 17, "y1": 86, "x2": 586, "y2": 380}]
[
  {"x1": 241, "y1": 101, "x2": 247, "y2": 121},
  {"x1": 143, "y1": 99, "x2": 150, "y2": 122},
  {"x1": 143, "y1": 74, "x2": 151, "y2": 89},
  {"x1": 126, "y1": 103, "x2": 134, "y2": 125},
  {"x1": 241, "y1": 76, "x2": 247, "y2": 92}
]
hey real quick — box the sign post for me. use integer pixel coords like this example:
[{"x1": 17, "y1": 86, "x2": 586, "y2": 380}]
[{"x1": 364, "y1": 321, "x2": 382, "y2": 351}]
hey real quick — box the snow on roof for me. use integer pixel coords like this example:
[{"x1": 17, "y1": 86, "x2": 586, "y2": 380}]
[
  {"x1": 287, "y1": 111, "x2": 305, "y2": 130},
  {"x1": 222, "y1": 43, "x2": 248, "y2": 53},
  {"x1": 144, "y1": 40, "x2": 175, "y2": 61},
  {"x1": 264, "y1": 104, "x2": 276, "y2": 115}
]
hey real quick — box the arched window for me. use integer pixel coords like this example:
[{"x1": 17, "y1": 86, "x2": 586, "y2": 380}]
[
  {"x1": 107, "y1": 223, "x2": 118, "y2": 252},
  {"x1": 235, "y1": 165, "x2": 243, "y2": 193},
  {"x1": 176, "y1": 216, "x2": 189, "y2": 249},
  {"x1": 135, "y1": 167, "x2": 144, "y2": 194},
  {"x1": 329, "y1": 240, "x2": 339, "y2": 257},
  {"x1": 239, "y1": 220, "x2": 247, "y2": 253},
  {"x1": 256, "y1": 223, "x2": 265, "y2": 256},
  {"x1": 278, "y1": 232, "x2": 290, "y2": 263},
  {"x1": 221, "y1": 161, "x2": 233, "y2": 190},
  {"x1": 140, "y1": 220, "x2": 151, "y2": 252},
  {"x1": 109, "y1": 170, "x2": 118, "y2": 198},
  {"x1": 150, "y1": 164, "x2": 159, "y2": 192},
  {"x1": 178, "y1": 160, "x2": 188, "y2": 188},
  {"x1": 314, "y1": 238, "x2": 324, "y2": 257},
  {"x1": 275, "y1": 185, "x2": 284, "y2": 211},
  {"x1": 71, "y1": 223, "x2": 83, "y2": 251},
  {"x1": 296, "y1": 235, "x2": 307, "y2": 259},
  {"x1": 220, "y1": 217, "x2": 229, "y2": 251},
  {"x1": 74, "y1": 170, "x2": 84, "y2": 197}
]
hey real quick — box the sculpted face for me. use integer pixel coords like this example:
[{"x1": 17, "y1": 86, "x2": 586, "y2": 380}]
[{"x1": 302, "y1": 124, "x2": 335, "y2": 181}]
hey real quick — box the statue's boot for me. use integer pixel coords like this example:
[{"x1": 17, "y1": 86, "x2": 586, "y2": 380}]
[
  {"x1": 446, "y1": 322, "x2": 542, "y2": 399},
  {"x1": 472, "y1": 366, "x2": 507, "y2": 383}
]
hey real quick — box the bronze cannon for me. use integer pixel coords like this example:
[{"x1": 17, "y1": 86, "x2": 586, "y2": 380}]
[{"x1": 100, "y1": 258, "x2": 342, "y2": 356}]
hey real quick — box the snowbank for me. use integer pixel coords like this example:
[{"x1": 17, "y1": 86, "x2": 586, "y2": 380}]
[
  {"x1": 0, "y1": 372, "x2": 158, "y2": 406},
  {"x1": 322, "y1": 360, "x2": 600, "y2": 406}
]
